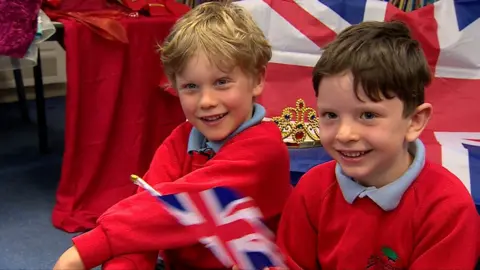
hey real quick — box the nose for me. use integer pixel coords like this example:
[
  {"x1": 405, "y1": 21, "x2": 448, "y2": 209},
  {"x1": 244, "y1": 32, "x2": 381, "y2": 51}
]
[
  {"x1": 199, "y1": 87, "x2": 218, "y2": 109},
  {"x1": 335, "y1": 120, "x2": 359, "y2": 143}
]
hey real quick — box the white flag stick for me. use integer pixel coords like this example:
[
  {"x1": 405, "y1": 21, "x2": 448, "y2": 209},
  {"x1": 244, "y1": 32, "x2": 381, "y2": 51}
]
[{"x1": 130, "y1": 174, "x2": 162, "y2": 196}]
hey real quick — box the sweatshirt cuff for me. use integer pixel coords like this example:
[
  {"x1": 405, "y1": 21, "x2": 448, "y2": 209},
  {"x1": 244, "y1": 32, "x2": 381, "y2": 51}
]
[{"x1": 72, "y1": 227, "x2": 112, "y2": 269}]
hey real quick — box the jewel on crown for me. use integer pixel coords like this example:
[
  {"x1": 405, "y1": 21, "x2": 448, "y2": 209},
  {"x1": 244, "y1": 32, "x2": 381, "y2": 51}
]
[{"x1": 272, "y1": 99, "x2": 321, "y2": 146}]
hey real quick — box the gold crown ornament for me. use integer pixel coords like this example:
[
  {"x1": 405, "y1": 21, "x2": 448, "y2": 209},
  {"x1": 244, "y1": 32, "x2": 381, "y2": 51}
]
[{"x1": 271, "y1": 99, "x2": 321, "y2": 148}]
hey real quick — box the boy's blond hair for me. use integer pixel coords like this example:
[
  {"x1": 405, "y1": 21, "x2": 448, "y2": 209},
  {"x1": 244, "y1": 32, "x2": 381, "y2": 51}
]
[{"x1": 159, "y1": 1, "x2": 272, "y2": 87}]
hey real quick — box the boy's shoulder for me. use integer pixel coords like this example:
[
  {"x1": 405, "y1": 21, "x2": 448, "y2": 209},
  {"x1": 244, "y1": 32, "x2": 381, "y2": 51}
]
[
  {"x1": 294, "y1": 160, "x2": 338, "y2": 199},
  {"x1": 231, "y1": 120, "x2": 284, "y2": 142},
  {"x1": 168, "y1": 120, "x2": 286, "y2": 157},
  {"x1": 294, "y1": 160, "x2": 475, "y2": 209},
  {"x1": 409, "y1": 160, "x2": 474, "y2": 207},
  {"x1": 172, "y1": 121, "x2": 195, "y2": 137},
  {"x1": 170, "y1": 120, "x2": 283, "y2": 142},
  {"x1": 221, "y1": 121, "x2": 287, "y2": 157}
]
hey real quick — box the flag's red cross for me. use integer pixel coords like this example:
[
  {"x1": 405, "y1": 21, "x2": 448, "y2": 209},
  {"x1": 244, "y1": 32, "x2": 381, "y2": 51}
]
[
  {"x1": 266, "y1": 0, "x2": 480, "y2": 163},
  {"x1": 186, "y1": 192, "x2": 261, "y2": 266}
]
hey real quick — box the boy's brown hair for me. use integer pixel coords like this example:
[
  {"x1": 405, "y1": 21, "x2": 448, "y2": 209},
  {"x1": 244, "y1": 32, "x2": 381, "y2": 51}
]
[
  {"x1": 159, "y1": 1, "x2": 272, "y2": 88},
  {"x1": 312, "y1": 21, "x2": 431, "y2": 116}
]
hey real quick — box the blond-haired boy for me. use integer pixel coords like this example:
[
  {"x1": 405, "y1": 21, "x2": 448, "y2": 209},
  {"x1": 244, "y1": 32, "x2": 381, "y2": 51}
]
[
  {"x1": 54, "y1": 2, "x2": 292, "y2": 270},
  {"x1": 277, "y1": 21, "x2": 479, "y2": 269}
]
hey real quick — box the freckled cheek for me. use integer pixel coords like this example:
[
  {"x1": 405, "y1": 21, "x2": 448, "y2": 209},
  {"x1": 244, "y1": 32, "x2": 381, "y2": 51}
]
[
  {"x1": 221, "y1": 89, "x2": 243, "y2": 102},
  {"x1": 178, "y1": 96, "x2": 199, "y2": 115},
  {"x1": 375, "y1": 122, "x2": 405, "y2": 138},
  {"x1": 318, "y1": 125, "x2": 337, "y2": 142},
  {"x1": 222, "y1": 94, "x2": 251, "y2": 111},
  {"x1": 363, "y1": 127, "x2": 398, "y2": 148}
]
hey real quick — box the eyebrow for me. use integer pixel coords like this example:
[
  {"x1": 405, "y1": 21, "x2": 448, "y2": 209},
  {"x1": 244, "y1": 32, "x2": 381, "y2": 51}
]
[
  {"x1": 177, "y1": 73, "x2": 232, "y2": 83},
  {"x1": 178, "y1": 82, "x2": 195, "y2": 87},
  {"x1": 317, "y1": 102, "x2": 388, "y2": 112},
  {"x1": 316, "y1": 105, "x2": 335, "y2": 111},
  {"x1": 356, "y1": 101, "x2": 389, "y2": 110},
  {"x1": 175, "y1": 79, "x2": 193, "y2": 86}
]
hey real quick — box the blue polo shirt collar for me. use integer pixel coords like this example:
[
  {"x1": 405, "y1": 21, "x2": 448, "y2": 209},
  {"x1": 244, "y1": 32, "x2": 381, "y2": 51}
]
[{"x1": 336, "y1": 139, "x2": 426, "y2": 211}]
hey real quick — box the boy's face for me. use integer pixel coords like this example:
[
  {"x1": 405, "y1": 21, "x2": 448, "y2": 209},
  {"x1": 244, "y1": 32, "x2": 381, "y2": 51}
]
[
  {"x1": 175, "y1": 52, "x2": 264, "y2": 142},
  {"x1": 317, "y1": 72, "x2": 431, "y2": 187}
]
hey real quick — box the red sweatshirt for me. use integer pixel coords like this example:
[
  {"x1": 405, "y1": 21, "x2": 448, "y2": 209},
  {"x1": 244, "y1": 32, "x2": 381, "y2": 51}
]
[
  {"x1": 277, "y1": 160, "x2": 479, "y2": 270},
  {"x1": 72, "y1": 121, "x2": 292, "y2": 270}
]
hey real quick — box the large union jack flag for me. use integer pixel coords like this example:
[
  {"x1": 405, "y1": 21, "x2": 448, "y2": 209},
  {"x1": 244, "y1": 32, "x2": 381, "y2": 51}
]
[
  {"x1": 157, "y1": 186, "x2": 285, "y2": 269},
  {"x1": 235, "y1": 0, "x2": 480, "y2": 207}
]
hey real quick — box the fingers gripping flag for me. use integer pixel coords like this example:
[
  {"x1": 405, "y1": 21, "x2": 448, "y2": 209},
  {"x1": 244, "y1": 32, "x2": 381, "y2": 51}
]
[
  {"x1": 131, "y1": 175, "x2": 286, "y2": 270},
  {"x1": 235, "y1": 0, "x2": 480, "y2": 207}
]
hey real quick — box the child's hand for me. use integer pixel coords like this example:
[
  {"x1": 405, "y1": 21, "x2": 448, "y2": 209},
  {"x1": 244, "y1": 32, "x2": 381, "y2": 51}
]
[{"x1": 53, "y1": 246, "x2": 85, "y2": 270}]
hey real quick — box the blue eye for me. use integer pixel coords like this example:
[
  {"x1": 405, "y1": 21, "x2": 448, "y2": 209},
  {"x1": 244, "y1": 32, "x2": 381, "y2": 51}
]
[
  {"x1": 215, "y1": 78, "x2": 229, "y2": 87},
  {"x1": 184, "y1": 83, "x2": 197, "y2": 89},
  {"x1": 179, "y1": 83, "x2": 199, "y2": 93},
  {"x1": 361, "y1": 112, "x2": 376, "y2": 120},
  {"x1": 323, "y1": 112, "x2": 337, "y2": 119}
]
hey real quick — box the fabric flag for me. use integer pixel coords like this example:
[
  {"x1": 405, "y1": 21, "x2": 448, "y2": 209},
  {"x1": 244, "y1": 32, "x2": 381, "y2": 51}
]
[
  {"x1": 131, "y1": 175, "x2": 286, "y2": 270},
  {"x1": 235, "y1": 0, "x2": 480, "y2": 207}
]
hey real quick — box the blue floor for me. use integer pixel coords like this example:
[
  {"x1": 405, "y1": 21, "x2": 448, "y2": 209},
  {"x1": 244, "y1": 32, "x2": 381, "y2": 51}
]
[{"x1": 0, "y1": 97, "x2": 77, "y2": 269}]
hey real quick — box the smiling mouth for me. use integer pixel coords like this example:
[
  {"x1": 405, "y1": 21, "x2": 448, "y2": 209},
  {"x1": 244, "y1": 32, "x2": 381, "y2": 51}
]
[
  {"x1": 200, "y1": 113, "x2": 228, "y2": 122},
  {"x1": 338, "y1": 150, "x2": 372, "y2": 158}
]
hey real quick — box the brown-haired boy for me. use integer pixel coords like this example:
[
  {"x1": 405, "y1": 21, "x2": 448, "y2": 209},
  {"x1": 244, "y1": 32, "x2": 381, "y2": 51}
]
[
  {"x1": 277, "y1": 21, "x2": 479, "y2": 269},
  {"x1": 53, "y1": 2, "x2": 292, "y2": 270}
]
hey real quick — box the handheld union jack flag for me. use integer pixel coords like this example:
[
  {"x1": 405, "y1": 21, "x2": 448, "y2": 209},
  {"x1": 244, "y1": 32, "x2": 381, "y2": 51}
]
[
  {"x1": 131, "y1": 175, "x2": 286, "y2": 270},
  {"x1": 236, "y1": 0, "x2": 480, "y2": 207}
]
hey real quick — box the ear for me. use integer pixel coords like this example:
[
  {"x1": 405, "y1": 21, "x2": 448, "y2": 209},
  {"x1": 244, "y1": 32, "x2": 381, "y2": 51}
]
[
  {"x1": 405, "y1": 103, "x2": 433, "y2": 142},
  {"x1": 252, "y1": 67, "x2": 266, "y2": 97}
]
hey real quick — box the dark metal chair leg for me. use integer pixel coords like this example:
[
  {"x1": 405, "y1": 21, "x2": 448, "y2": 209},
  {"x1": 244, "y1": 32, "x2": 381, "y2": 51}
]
[
  {"x1": 13, "y1": 69, "x2": 31, "y2": 122},
  {"x1": 33, "y1": 48, "x2": 49, "y2": 153}
]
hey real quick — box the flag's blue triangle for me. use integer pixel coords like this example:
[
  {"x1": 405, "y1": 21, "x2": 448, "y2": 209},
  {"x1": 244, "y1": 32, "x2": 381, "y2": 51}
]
[
  {"x1": 158, "y1": 194, "x2": 185, "y2": 211},
  {"x1": 454, "y1": 0, "x2": 480, "y2": 31},
  {"x1": 319, "y1": 0, "x2": 368, "y2": 26},
  {"x1": 462, "y1": 143, "x2": 480, "y2": 205},
  {"x1": 246, "y1": 251, "x2": 275, "y2": 269},
  {"x1": 213, "y1": 187, "x2": 242, "y2": 210}
]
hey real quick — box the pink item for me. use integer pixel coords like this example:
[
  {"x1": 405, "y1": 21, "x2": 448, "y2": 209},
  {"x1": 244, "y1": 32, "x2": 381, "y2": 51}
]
[{"x1": 0, "y1": 0, "x2": 42, "y2": 58}]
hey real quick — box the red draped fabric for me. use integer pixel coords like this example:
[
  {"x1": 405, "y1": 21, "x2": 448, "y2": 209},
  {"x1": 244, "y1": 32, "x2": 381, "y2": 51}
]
[{"x1": 52, "y1": 16, "x2": 186, "y2": 232}]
